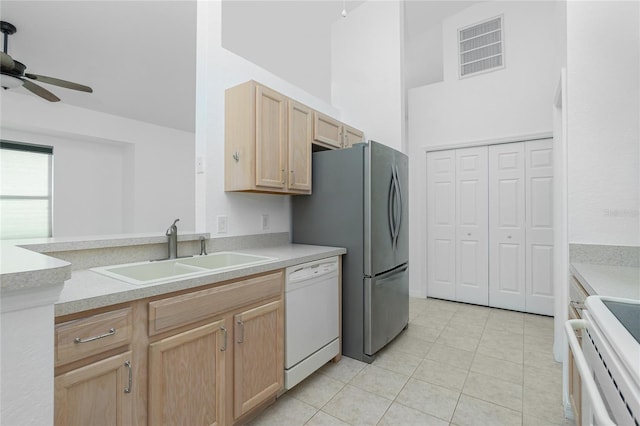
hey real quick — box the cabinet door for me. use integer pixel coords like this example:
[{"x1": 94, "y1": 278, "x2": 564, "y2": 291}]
[
  {"x1": 426, "y1": 150, "x2": 456, "y2": 300},
  {"x1": 256, "y1": 85, "x2": 287, "y2": 189},
  {"x1": 148, "y1": 320, "x2": 227, "y2": 426},
  {"x1": 288, "y1": 100, "x2": 312, "y2": 192},
  {"x1": 313, "y1": 112, "x2": 342, "y2": 149},
  {"x1": 55, "y1": 351, "x2": 133, "y2": 426},
  {"x1": 343, "y1": 125, "x2": 364, "y2": 148},
  {"x1": 525, "y1": 139, "x2": 554, "y2": 315},
  {"x1": 489, "y1": 143, "x2": 526, "y2": 311},
  {"x1": 234, "y1": 300, "x2": 283, "y2": 419},
  {"x1": 455, "y1": 146, "x2": 489, "y2": 305}
]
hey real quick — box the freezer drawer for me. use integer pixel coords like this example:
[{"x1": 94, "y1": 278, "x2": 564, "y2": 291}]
[{"x1": 364, "y1": 263, "x2": 409, "y2": 355}]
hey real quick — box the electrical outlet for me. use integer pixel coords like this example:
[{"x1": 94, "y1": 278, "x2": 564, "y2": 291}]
[
  {"x1": 261, "y1": 214, "x2": 270, "y2": 231},
  {"x1": 217, "y1": 215, "x2": 228, "y2": 234}
]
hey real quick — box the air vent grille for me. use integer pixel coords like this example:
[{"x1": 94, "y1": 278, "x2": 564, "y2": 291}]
[{"x1": 459, "y1": 16, "x2": 504, "y2": 78}]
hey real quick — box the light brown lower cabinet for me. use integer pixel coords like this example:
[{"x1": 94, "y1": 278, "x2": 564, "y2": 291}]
[
  {"x1": 148, "y1": 319, "x2": 227, "y2": 426},
  {"x1": 55, "y1": 270, "x2": 285, "y2": 426},
  {"x1": 55, "y1": 351, "x2": 133, "y2": 425},
  {"x1": 233, "y1": 300, "x2": 283, "y2": 418}
]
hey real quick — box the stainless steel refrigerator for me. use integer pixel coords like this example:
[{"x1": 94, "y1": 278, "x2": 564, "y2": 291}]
[{"x1": 292, "y1": 140, "x2": 409, "y2": 363}]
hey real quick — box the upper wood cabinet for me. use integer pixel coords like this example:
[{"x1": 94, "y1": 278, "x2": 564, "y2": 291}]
[
  {"x1": 313, "y1": 112, "x2": 364, "y2": 150},
  {"x1": 225, "y1": 81, "x2": 311, "y2": 195},
  {"x1": 343, "y1": 125, "x2": 365, "y2": 148},
  {"x1": 313, "y1": 112, "x2": 343, "y2": 149}
]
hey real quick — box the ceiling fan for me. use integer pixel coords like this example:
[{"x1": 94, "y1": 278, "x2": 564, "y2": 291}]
[{"x1": 1, "y1": 20, "x2": 93, "y2": 102}]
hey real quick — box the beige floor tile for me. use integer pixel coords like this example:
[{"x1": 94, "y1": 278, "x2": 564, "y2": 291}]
[
  {"x1": 477, "y1": 338, "x2": 524, "y2": 364},
  {"x1": 522, "y1": 386, "x2": 567, "y2": 425},
  {"x1": 524, "y1": 314, "x2": 554, "y2": 329},
  {"x1": 403, "y1": 323, "x2": 443, "y2": 342},
  {"x1": 322, "y1": 384, "x2": 391, "y2": 425},
  {"x1": 481, "y1": 327, "x2": 525, "y2": 345},
  {"x1": 435, "y1": 327, "x2": 481, "y2": 352},
  {"x1": 470, "y1": 353, "x2": 524, "y2": 384},
  {"x1": 372, "y1": 346, "x2": 423, "y2": 376},
  {"x1": 523, "y1": 350, "x2": 562, "y2": 371},
  {"x1": 523, "y1": 365, "x2": 562, "y2": 395},
  {"x1": 411, "y1": 313, "x2": 450, "y2": 330},
  {"x1": 287, "y1": 371, "x2": 345, "y2": 409},
  {"x1": 524, "y1": 333, "x2": 554, "y2": 354},
  {"x1": 349, "y1": 364, "x2": 409, "y2": 400},
  {"x1": 426, "y1": 343, "x2": 475, "y2": 370},
  {"x1": 305, "y1": 411, "x2": 350, "y2": 426},
  {"x1": 451, "y1": 394, "x2": 522, "y2": 426},
  {"x1": 318, "y1": 357, "x2": 367, "y2": 383},
  {"x1": 462, "y1": 371, "x2": 523, "y2": 411},
  {"x1": 442, "y1": 322, "x2": 485, "y2": 339},
  {"x1": 485, "y1": 316, "x2": 525, "y2": 335},
  {"x1": 378, "y1": 402, "x2": 449, "y2": 426},
  {"x1": 395, "y1": 378, "x2": 460, "y2": 422},
  {"x1": 249, "y1": 394, "x2": 317, "y2": 426},
  {"x1": 413, "y1": 358, "x2": 469, "y2": 390},
  {"x1": 523, "y1": 414, "x2": 576, "y2": 426},
  {"x1": 384, "y1": 332, "x2": 432, "y2": 358}
]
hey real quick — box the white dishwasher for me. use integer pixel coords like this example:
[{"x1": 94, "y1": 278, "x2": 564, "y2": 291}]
[{"x1": 284, "y1": 256, "x2": 340, "y2": 390}]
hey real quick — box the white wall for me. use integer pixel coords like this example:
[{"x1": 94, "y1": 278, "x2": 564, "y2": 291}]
[
  {"x1": 330, "y1": 0, "x2": 405, "y2": 152},
  {"x1": 221, "y1": 1, "x2": 333, "y2": 104},
  {"x1": 566, "y1": 1, "x2": 640, "y2": 246},
  {"x1": 1, "y1": 92, "x2": 195, "y2": 237},
  {"x1": 196, "y1": 1, "x2": 340, "y2": 237},
  {"x1": 407, "y1": 1, "x2": 559, "y2": 297}
]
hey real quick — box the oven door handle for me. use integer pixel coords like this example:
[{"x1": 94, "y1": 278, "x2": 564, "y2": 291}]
[{"x1": 565, "y1": 319, "x2": 617, "y2": 426}]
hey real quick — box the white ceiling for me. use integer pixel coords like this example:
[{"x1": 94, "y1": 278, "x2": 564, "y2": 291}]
[
  {"x1": 1, "y1": 1, "x2": 197, "y2": 132},
  {"x1": 1, "y1": 1, "x2": 479, "y2": 134}
]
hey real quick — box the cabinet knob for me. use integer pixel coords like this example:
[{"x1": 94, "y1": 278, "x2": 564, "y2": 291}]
[
  {"x1": 232, "y1": 152, "x2": 240, "y2": 162},
  {"x1": 507, "y1": 235, "x2": 512, "y2": 239},
  {"x1": 467, "y1": 233, "x2": 471, "y2": 236}
]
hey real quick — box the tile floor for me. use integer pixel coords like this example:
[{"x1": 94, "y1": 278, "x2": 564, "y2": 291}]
[{"x1": 249, "y1": 297, "x2": 576, "y2": 426}]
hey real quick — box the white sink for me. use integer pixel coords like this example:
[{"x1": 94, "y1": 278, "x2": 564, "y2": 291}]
[
  {"x1": 178, "y1": 252, "x2": 274, "y2": 270},
  {"x1": 92, "y1": 252, "x2": 276, "y2": 286}
]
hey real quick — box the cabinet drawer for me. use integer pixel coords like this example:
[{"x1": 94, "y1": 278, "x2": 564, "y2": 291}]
[
  {"x1": 569, "y1": 275, "x2": 589, "y2": 307},
  {"x1": 56, "y1": 307, "x2": 132, "y2": 365},
  {"x1": 149, "y1": 271, "x2": 283, "y2": 336}
]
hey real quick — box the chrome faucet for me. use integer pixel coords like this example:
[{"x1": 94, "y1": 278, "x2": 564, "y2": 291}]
[{"x1": 166, "y1": 219, "x2": 179, "y2": 259}]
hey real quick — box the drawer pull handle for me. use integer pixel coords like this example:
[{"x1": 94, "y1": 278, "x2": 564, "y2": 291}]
[
  {"x1": 124, "y1": 361, "x2": 132, "y2": 394},
  {"x1": 74, "y1": 328, "x2": 116, "y2": 344},
  {"x1": 220, "y1": 326, "x2": 228, "y2": 351}
]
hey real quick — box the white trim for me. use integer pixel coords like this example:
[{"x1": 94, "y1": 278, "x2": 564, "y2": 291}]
[{"x1": 422, "y1": 132, "x2": 553, "y2": 153}]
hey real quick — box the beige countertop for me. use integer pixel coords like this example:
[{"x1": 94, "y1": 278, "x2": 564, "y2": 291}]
[
  {"x1": 56, "y1": 243, "x2": 346, "y2": 316},
  {"x1": 570, "y1": 262, "x2": 640, "y2": 299}
]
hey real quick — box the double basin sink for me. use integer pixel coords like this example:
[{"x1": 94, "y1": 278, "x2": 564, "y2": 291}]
[{"x1": 92, "y1": 252, "x2": 276, "y2": 286}]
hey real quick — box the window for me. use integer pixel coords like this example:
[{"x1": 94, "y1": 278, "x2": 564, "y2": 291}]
[
  {"x1": 0, "y1": 140, "x2": 53, "y2": 239},
  {"x1": 459, "y1": 16, "x2": 504, "y2": 78}
]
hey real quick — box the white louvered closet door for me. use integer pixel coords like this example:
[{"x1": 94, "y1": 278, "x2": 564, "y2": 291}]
[
  {"x1": 455, "y1": 146, "x2": 488, "y2": 306},
  {"x1": 525, "y1": 139, "x2": 554, "y2": 315},
  {"x1": 488, "y1": 143, "x2": 526, "y2": 311},
  {"x1": 426, "y1": 150, "x2": 456, "y2": 300}
]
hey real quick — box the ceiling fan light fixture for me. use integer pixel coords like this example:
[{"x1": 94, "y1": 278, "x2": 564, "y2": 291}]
[{"x1": 1, "y1": 73, "x2": 22, "y2": 89}]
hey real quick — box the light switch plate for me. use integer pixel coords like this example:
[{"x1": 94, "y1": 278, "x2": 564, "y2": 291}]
[
  {"x1": 261, "y1": 214, "x2": 270, "y2": 231},
  {"x1": 217, "y1": 215, "x2": 228, "y2": 234}
]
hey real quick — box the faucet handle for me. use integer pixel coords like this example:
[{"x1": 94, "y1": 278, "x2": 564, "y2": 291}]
[
  {"x1": 166, "y1": 218, "x2": 180, "y2": 236},
  {"x1": 199, "y1": 236, "x2": 208, "y2": 256}
]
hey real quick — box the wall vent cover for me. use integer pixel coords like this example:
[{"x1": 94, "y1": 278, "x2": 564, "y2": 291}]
[{"x1": 458, "y1": 16, "x2": 504, "y2": 78}]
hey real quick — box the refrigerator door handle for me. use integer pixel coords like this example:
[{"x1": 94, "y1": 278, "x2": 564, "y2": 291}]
[
  {"x1": 388, "y1": 168, "x2": 397, "y2": 246},
  {"x1": 393, "y1": 164, "x2": 403, "y2": 246}
]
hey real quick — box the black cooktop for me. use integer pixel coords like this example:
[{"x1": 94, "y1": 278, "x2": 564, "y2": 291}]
[{"x1": 603, "y1": 300, "x2": 640, "y2": 344}]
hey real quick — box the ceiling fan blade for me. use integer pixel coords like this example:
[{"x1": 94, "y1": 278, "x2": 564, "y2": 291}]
[
  {"x1": 22, "y1": 79, "x2": 60, "y2": 102},
  {"x1": 1, "y1": 52, "x2": 14, "y2": 70},
  {"x1": 25, "y1": 73, "x2": 92, "y2": 93}
]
